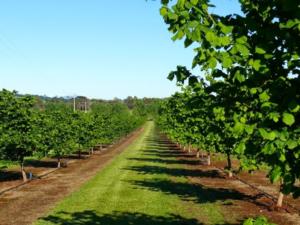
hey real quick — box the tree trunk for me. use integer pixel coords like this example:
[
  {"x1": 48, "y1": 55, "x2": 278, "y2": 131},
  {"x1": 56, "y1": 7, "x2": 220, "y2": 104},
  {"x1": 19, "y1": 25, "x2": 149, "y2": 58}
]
[
  {"x1": 57, "y1": 157, "x2": 61, "y2": 168},
  {"x1": 226, "y1": 153, "x2": 233, "y2": 178},
  {"x1": 100, "y1": 144, "x2": 103, "y2": 151},
  {"x1": 91, "y1": 147, "x2": 94, "y2": 155},
  {"x1": 183, "y1": 146, "x2": 186, "y2": 152},
  {"x1": 207, "y1": 152, "x2": 211, "y2": 166},
  {"x1": 78, "y1": 150, "x2": 81, "y2": 159},
  {"x1": 21, "y1": 161, "x2": 27, "y2": 182},
  {"x1": 276, "y1": 182, "x2": 284, "y2": 208},
  {"x1": 196, "y1": 152, "x2": 200, "y2": 158},
  {"x1": 188, "y1": 144, "x2": 191, "y2": 153},
  {"x1": 276, "y1": 191, "x2": 284, "y2": 208}
]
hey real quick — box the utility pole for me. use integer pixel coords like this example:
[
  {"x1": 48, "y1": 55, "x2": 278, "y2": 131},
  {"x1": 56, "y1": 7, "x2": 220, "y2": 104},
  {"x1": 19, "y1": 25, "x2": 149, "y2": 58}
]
[{"x1": 73, "y1": 96, "x2": 76, "y2": 112}]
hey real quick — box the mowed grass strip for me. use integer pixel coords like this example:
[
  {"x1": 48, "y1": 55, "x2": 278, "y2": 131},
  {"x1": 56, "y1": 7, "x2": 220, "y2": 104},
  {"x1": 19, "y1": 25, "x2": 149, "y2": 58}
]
[{"x1": 35, "y1": 122, "x2": 226, "y2": 225}]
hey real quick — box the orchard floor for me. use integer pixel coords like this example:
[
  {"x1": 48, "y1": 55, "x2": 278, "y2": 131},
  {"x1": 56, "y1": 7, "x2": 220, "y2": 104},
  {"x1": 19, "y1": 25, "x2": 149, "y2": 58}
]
[
  {"x1": 1, "y1": 122, "x2": 300, "y2": 225},
  {"x1": 0, "y1": 128, "x2": 143, "y2": 225}
]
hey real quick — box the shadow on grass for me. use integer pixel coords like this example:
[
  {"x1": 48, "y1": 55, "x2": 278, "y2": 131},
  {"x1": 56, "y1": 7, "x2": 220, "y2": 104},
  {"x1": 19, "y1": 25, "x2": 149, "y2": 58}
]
[
  {"x1": 131, "y1": 136, "x2": 271, "y2": 211},
  {"x1": 124, "y1": 165, "x2": 224, "y2": 179},
  {"x1": 127, "y1": 157, "x2": 201, "y2": 166},
  {"x1": 141, "y1": 140, "x2": 195, "y2": 159},
  {"x1": 128, "y1": 179, "x2": 250, "y2": 205},
  {"x1": 39, "y1": 210, "x2": 206, "y2": 225},
  {"x1": 143, "y1": 145, "x2": 180, "y2": 151},
  {"x1": 142, "y1": 152, "x2": 196, "y2": 158},
  {"x1": 143, "y1": 139, "x2": 180, "y2": 150}
]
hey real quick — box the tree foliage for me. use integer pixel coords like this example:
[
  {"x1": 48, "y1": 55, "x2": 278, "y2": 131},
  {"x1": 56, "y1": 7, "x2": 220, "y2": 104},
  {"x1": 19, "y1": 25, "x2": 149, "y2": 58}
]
[
  {"x1": 0, "y1": 89, "x2": 145, "y2": 179},
  {"x1": 159, "y1": 0, "x2": 300, "y2": 205}
]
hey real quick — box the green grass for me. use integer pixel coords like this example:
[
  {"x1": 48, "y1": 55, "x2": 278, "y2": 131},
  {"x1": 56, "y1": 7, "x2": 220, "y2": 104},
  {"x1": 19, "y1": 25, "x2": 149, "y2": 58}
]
[
  {"x1": 0, "y1": 156, "x2": 41, "y2": 170},
  {"x1": 0, "y1": 160, "x2": 18, "y2": 169},
  {"x1": 34, "y1": 122, "x2": 228, "y2": 225}
]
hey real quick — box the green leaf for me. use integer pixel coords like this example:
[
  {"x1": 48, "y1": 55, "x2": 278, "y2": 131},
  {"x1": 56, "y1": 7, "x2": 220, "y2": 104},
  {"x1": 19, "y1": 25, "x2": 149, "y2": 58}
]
[
  {"x1": 287, "y1": 140, "x2": 298, "y2": 149},
  {"x1": 278, "y1": 130, "x2": 288, "y2": 141},
  {"x1": 250, "y1": 88, "x2": 257, "y2": 95},
  {"x1": 219, "y1": 23, "x2": 233, "y2": 34},
  {"x1": 253, "y1": 60, "x2": 261, "y2": 71},
  {"x1": 240, "y1": 117, "x2": 247, "y2": 123},
  {"x1": 282, "y1": 112, "x2": 295, "y2": 126},
  {"x1": 243, "y1": 218, "x2": 253, "y2": 225},
  {"x1": 261, "y1": 102, "x2": 273, "y2": 109},
  {"x1": 234, "y1": 70, "x2": 245, "y2": 83},
  {"x1": 190, "y1": 0, "x2": 198, "y2": 5},
  {"x1": 236, "y1": 36, "x2": 247, "y2": 44},
  {"x1": 245, "y1": 124, "x2": 255, "y2": 134},
  {"x1": 270, "y1": 166, "x2": 282, "y2": 183},
  {"x1": 259, "y1": 128, "x2": 276, "y2": 141},
  {"x1": 255, "y1": 47, "x2": 266, "y2": 54},
  {"x1": 160, "y1": 7, "x2": 168, "y2": 17},
  {"x1": 176, "y1": 0, "x2": 186, "y2": 9},
  {"x1": 167, "y1": 12, "x2": 178, "y2": 21},
  {"x1": 167, "y1": 72, "x2": 175, "y2": 81},
  {"x1": 268, "y1": 112, "x2": 280, "y2": 123},
  {"x1": 188, "y1": 76, "x2": 198, "y2": 86},
  {"x1": 172, "y1": 30, "x2": 185, "y2": 41},
  {"x1": 220, "y1": 36, "x2": 231, "y2": 46},
  {"x1": 184, "y1": 38, "x2": 193, "y2": 48},
  {"x1": 249, "y1": 59, "x2": 261, "y2": 71},
  {"x1": 262, "y1": 143, "x2": 276, "y2": 154},
  {"x1": 280, "y1": 19, "x2": 300, "y2": 29},
  {"x1": 288, "y1": 101, "x2": 300, "y2": 113},
  {"x1": 222, "y1": 57, "x2": 233, "y2": 68},
  {"x1": 161, "y1": 0, "x2": 169, "y2": 5},
  {"x1": 279, "y1": 153, "x2": 286, "y2": 162},
  {"x1": 259, "y1": 91, "x2": 270, "y2": 102},
  {"x1": 264, "y1": 54, "x2": 273, "y2": 59},
  {"x1": 233, "y1": 122, "x2": 245, "y2": 134},
  {"x1": 235, "y1": 142, "x2": 246, "y2": 154},
  {"x1": 235, "y1": 43, "x2": 249, "y2": 57},
  {"x1": 207, "y1": 57, "x2": 217, "y2": 69},
  {"x1": 205, "y1": 31, "x2": 217, "y2": 44}
]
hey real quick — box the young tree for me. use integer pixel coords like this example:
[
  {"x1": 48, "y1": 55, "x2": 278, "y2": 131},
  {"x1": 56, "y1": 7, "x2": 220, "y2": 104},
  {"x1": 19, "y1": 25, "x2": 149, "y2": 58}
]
[
  {"x1": 37, "y1": 107, "x2": 76, "y2": 168},
  {"x1": 0, "y1": 90, "x2": 37, "y2": 181}
]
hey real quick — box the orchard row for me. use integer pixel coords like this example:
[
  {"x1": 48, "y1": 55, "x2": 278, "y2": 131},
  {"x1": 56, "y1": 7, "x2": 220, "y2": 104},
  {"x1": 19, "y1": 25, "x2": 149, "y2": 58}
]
[
  {"x1": 158, "y1": 0, "x2": 300, "y2": 208},
  {"x1": 0, "y1": 89, "x2": 145, "y2": 181}
]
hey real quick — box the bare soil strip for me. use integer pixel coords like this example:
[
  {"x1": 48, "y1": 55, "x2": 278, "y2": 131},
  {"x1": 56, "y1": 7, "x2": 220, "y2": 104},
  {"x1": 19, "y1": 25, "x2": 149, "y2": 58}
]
[
  {"x1": 167, "y1": 140, "x2": 300, "y2": 224},
  {"x1": 204, "y1": 155, "x2": 300, "y2": 214},
  {"x1": 0, "y1": 128, "x2": 143, "y2": 225}
]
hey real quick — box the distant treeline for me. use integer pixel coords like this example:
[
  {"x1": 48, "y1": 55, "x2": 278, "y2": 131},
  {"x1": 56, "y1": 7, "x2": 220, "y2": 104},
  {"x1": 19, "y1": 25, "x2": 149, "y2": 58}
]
[{"x1": 25, "y1": 94, "x2": 162, "y2": 118}]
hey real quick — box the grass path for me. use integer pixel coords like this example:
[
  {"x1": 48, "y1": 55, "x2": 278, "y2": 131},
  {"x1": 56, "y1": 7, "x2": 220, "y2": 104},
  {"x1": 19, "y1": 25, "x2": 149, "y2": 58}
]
[{"x1": 35, "y1": 122, "x2": 225, "y2": 225}]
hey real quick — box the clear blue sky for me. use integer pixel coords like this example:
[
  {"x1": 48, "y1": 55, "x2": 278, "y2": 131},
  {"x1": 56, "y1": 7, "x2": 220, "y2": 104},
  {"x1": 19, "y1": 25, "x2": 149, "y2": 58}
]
[{"x1": 0, "y1": 0, "x2": 240, "y2": 99}]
